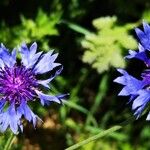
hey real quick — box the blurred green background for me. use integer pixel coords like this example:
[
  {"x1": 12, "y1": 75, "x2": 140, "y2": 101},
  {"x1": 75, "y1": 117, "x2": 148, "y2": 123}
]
[{"x1": 0, "y1": 0, "x2": 150, "y2": 150}]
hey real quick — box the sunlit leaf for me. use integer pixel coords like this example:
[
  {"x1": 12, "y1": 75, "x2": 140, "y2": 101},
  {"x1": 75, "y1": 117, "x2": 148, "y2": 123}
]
[{"x1": 82, "y1": 16, "x2": 137, "y2": 73}]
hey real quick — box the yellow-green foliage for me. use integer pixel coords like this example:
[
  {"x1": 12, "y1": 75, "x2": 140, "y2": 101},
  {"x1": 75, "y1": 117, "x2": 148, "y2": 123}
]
[
  {"x1": 19, "y1": 9, "x2": 59, "y2": 41},
  {"x1": 142, "y1": 9, "x2": 150, "y2": 22},
  {"x1": 81, "y1": 16, "x2": 137, "y2": 73},
  {"x1": 0, "y1": 9, "x2": 61, "y2": 49}
]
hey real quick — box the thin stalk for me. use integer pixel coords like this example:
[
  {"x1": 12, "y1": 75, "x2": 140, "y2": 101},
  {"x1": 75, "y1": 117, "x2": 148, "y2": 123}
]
[
  {"x1": 65, "y1": 115, "x2": 135, "y2": 150},
  {"x1": 86, "y1": 74, "x2": 108, "y2": 125},
  {"x1": 60, "y1": 20, "x2": 91, "y2": 35},
  {"x1": 4, "y1": 132, "x2": 16, "y2": 150},
  {"x1": 65, "y1": 125, "x2": 122, "y2": 150}
]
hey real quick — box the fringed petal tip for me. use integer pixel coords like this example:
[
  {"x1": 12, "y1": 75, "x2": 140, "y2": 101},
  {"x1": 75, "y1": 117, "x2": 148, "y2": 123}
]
[
  {"x1": 135, "y1": 21, "x2": 150, "y2": 50},
  {"x1": 38, "y1": 65, "x2": 64, "y2": 89},
  {"x1": 35, "y1": 90, "x2": 69, "y2": 106},
  {"x1": 0, "y1": 44, "x2": 16, "y2": 68},
  {"x1": 17, "y1": 100, "x2": 42, "y2": 128},
  {"x1": 57, "y1": 93, "x2": 70, "y2": 104},
  {"x1": 33, "y1": 50, "x2": 61, "y2": 74},
  {"x1": 0, "y1": 104, "x2": 23, "y2": 134},
  {"x1": 146, "y1": 112, "x2": 150, "y2": 120},
  {"x1": 124, "y1": 50, "x2": 137, "y2": 59},
  {"x1": 134, "y1": 111, "x2": 150, "y2": 121},
  {"x1": 114, "y1": 68, "x2": 143, "y2": 97}
]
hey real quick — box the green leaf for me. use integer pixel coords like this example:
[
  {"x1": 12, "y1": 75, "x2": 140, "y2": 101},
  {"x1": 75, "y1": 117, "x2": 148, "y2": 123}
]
[
  {"x1": 81, "y1": 16, "x2": 137, "y2": 73},
  {"x1": 0, "y1": 9, "x2": 61, "y2": 49},
  {"x1": 65, "y1": 125, "x2": 122, "y2": 150},
  {"x1": 62, "y1": 21, "x2": 91, "y2": 35}
]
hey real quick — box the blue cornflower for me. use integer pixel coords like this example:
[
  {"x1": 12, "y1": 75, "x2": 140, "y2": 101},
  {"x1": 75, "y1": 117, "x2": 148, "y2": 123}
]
[
  {"x1": 0, "y1": 42, "x2": 67, "y2": 134},
  {"x1": 114, "y1": 22, "x2": 150, "y2": 120}
]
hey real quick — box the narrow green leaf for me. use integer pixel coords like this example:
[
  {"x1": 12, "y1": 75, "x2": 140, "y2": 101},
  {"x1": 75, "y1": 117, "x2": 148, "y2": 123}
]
[
  {"x1": 62, "y1": 100, "x2": 89, "y2": 114},
  {"x1": 65, "y1": 125, "x2": 122, "y2": 150},
  {"x1": 61, "y1": 20, "x2": 91, "y2": 35}
]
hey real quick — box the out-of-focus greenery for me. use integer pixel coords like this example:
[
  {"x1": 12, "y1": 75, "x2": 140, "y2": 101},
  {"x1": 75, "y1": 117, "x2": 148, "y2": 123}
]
[
  {"x1": 0, "y1": 0, "x2": 150, "y2": 150},
  {"x1": 81, "y1": 16, "x2": 137, "y2": 73},
  {"x1": 0, "y1": 9, "x2": 60, "y2": 49}
]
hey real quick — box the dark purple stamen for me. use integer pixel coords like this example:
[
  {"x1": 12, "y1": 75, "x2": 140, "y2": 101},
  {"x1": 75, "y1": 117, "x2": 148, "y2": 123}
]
[{"x1": 0, "y1": 65, "x2": 38, "y2": 104}]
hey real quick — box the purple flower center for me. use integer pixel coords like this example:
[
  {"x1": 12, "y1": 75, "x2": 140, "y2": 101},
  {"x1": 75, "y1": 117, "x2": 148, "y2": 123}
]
[{"x1": 0, "y1": 65, "x2": 38, "y2": 104}]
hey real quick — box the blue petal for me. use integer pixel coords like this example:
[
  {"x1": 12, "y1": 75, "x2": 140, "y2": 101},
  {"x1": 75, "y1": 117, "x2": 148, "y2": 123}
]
[
  {"x1": 0, "y1": 111, "x2": 9, "y2": 133},
  {"x1": 19, "y1": 42, "x2": 42, "y2": 68},
  {"x1": 9, "y1": 104, "x2": 20, "y2": 134},
  {"x1": 114, "y1": 69, "x2": 143, "y2": 96},
  {"x1": 141, "y1": 70, "x2": 150, "y2": 86},
  {"x1": 29, "y1": 42, "x2": 37, "y2": 57},
  {"x1": 146, "y1": 112, "x2": 150, "y2": 120},
  {"x1": 132, "y1": 90, "x2": 150, "y2": 110},
  {"x1": 33, "y1": 51, "x2": 61, "y2": 74},
  {"x1": 17, "y1": 100, "x2": 41, "y2": 127},
  {"x1": 11, "y1": 48, "x2": 17, "y2": 61},
  {"x1": 125, "y1": 49, "x2": 137, "y2": 59},
  {"x1": 143, "y1": 21, "x2": 150, "y2": 39},
  {"x1": 38, "y1": 66, "x2": 63, "y2": 88},
  {"x1": 19, "y1": 43, "x2": 29, "y2": 66},
  {"x1": 0, "y1": 103, "x2": 21, "y2": 134},
  {"x1": 135, "y1": 28, "x2": 149, "y2": 50},
  {"x1": 132, "y1": 90, "x2": 150, "y2": 118},
  {"x1": 138, "y1": 43, "x2": 145, "y2": 52},
  {"x1": 118, "y1": 87, "x2": 133, "y2": 96},
  {"x1": 0, "y1": 59, "x2": 4, "y2": 69},
  {"x1": 57, "y1": 93, "x2": 69, "y2": 100},
  {"x1": 135, "y1": 22, "x2": 150, "y2": 50},
  {"x1": 0, "y1": 44, "x2": 16, "y2": 67},
  {"x1": 36, "y1": 90, "x2": 67, "y2": 106},
  {"x1": 125, "y1": 44, "x2": 150, "y2": 65},
  {"x1": 28, "y1": 52, "x2": 43, "y2": 68},
  {"x1": 0, "y1": 99, "x2": 6, "y2": 112}
]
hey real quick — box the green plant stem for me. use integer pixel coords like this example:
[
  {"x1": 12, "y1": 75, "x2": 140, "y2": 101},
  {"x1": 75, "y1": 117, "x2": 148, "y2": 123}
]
[
  {"x1": 4, "y1": 132, "x2": 16, "y2": 150},
  {"x1": 61, "y1": 20, "x2": 91, "y2": 35},
  {"x1": 65, "y1": 125, "x2": 122, "y2": 150},
  {"x1": 86, "y1": 74, "x2": 108, "y2": 126}
]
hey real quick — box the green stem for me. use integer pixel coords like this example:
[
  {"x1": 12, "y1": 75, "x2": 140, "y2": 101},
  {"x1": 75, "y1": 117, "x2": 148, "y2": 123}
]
[
  {"x1": 4, "y1": 132, "x2": 16, "y2": 150},
  {"x1": 86, "y1": 74, "x2": 108, "y2": 126},
  {"x1": 61, "y1": 20, "x2": 91, "y2": 35},
  {"x1": 65, "y1": 116, "x2": 135, "y2": 150},
  {"x1": 65, "y1": 125, "x2": 122, "y2": 150}
]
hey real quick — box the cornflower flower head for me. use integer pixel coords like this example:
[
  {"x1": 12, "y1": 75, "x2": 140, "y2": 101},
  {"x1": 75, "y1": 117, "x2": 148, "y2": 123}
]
[
  {"x1": 0, "y1": 42, "x2": 67, "y2": 134},
  {"x1": 114, "y1": 21, "x2": 150, "y2": 120}
]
